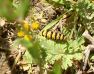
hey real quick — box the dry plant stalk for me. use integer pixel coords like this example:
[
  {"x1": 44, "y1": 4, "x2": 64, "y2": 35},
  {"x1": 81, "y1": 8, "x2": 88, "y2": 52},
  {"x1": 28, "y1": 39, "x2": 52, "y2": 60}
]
[{"x1": 82, "y1": 30, "x2": 94, "y2": 71}]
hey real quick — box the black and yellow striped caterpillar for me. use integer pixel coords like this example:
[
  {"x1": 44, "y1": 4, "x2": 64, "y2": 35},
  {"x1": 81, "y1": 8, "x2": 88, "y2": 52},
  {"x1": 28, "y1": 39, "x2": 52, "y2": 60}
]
[{"x1": 39, "y1": 30, "x2": 64, "y2": 41}]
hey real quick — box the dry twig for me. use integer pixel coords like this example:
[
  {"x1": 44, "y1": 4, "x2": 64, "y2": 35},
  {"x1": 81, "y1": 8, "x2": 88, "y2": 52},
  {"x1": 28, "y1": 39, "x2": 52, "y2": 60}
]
[{"x1": 82, "y1": 30, "x2": 94, "y2": 71}]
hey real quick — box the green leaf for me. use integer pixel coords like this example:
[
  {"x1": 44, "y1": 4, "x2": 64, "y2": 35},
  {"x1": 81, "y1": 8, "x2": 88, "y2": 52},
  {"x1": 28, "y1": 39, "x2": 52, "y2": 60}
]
[
  {"x1": 0, "y1": 0, "x2": 16, "y2": 21},
  {"x1": 41, "y1": 8, "x2": 72, "y2": 31},
  {"x1": 51, "y1": 61, "x2": 62, "y2": 74},
  {"x1": 20, "y1": 39, "x2": 41, "y2": 63},
  {"x1": 73, "y1": 53, "x2": 83, "y2": 60},
  {"x1": 61, "y1": 54, "x2": 73, "y2": 70},
  {"x1": 38, "y1": 35, "x2": 84, "y2": 69},
  {"x1": 23, "y1": 50, "x2": 33, "y2": 63},
  {"x1": 0, "y1": 0, "x2": 30, "y2": 21},
  {"x1": 38, "y1": 36, "x2": 67, "y2": 54},
  {"x1": 20, "y1": 39, "x2": 33, "y2": 48},
  {"x1": 52, "y1": 0, "x2": 64, "y2": 4},
  {"x1": 15, "y1": 0, "x2": 30, "y2": 19},
  {"x1": 90, "y1": 54, "x2": 94, "y2": 62}
]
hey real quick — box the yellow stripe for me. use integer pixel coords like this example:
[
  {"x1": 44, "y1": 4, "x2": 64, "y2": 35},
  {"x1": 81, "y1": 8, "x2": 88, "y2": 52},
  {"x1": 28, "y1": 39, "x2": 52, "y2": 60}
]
[
  {"x1": 56, "y1": 33, "x2": 60, "y2": 40},
  {"x1": 42, "y1": 30, "x2": 47, "y2": 37},
  {"x1": 60, "y1": 34, "x2": 63, "y2": 40},
  {"x1": 47, "y1": 31, "x2": 52, "y2": 39},
  {"x1": 52, "y1": 32, "x2": 56, "y2": 40}
]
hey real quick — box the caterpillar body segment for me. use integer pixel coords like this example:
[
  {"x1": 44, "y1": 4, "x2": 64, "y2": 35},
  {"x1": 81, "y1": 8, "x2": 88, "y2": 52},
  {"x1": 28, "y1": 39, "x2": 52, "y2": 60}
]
[
  {"x1": 42, "y1": 30, "x2": 47, "y2": 37},
  {"x1": 60, "y1": 34, "x2": 63, "y2": 40},
  {"x1": 39, "y1": 30, "x2": 64, "y2": 41},
  {"x1": 56, "y1": 33, "x2": 60, "y2": 40},
  {"x1": 46, "y1": 31, "x2": 52, "y2": 39},
  {"x1": 52, "y1": 32, "x2": 56, "y2": 40}
]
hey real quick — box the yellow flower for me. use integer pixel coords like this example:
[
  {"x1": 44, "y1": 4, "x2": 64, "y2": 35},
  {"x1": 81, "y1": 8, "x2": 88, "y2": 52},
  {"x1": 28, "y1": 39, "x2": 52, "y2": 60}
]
[
  {"x1": 31, "y1": 21, "x2": 40, "y2": 30},
  {"x1": 23, "y1": 21, "x2": 30, "y2": 31},
  {"x1": 17, "y1": 31, "x2": 25, "y2": 37},
  {"x1": 24, "y1": 35, "x2": 32, "y2": 41}
]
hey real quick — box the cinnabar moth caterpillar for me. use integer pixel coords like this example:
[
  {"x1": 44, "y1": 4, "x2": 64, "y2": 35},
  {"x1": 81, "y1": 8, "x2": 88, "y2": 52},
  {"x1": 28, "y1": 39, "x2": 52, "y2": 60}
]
[{"x1": 39, "y1": 30, "x2": 64, "y2": 41}]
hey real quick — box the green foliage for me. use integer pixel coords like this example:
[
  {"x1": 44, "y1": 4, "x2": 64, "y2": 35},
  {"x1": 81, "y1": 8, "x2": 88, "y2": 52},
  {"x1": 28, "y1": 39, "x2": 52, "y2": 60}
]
[
  {"x1": 20, "y1": 39, "x2": 41, "y2": 64},
  {"x1": 2, "y1": 0, "x2": 94, "y2": 73},
  {"x1": 42, "y1": 0, "x2": 94, "y2": 72},
  {"x1": 11, "y1": 38, "x2": 33, "y2": 63},
  {"x1": 0, "y1": 0, "x2": 16, "y2": 21},
  {"x1": 15, "y1": 0, "x2": 30, "y2": 19},
  {"x1": 76, "y1": 0, "x2": 94, "y2": 20},
  {"x1": 37, "y1": 11, "x2": 85, "y2": 69},
  {"x1": 48, "y1": 0, "x2": 94, "y2": 20},
  {"x1": 51, "y1": 61, "x2": 62, "y2": 74},
  {"x1": 89, "y1": 53, "x2": 94, "y2": 62},
  {"x1": 23, "y1": 49, "x2": 33, "y2": 63},
  {"x1": 0, "y1": 0, "x2": 30, "y2": 21},
  {"x1": 41, "y1": 8, "x2": 72, "y2": 31},
  {"x1": 38, "y1": 35, "x2": 84, "y2": 69}
]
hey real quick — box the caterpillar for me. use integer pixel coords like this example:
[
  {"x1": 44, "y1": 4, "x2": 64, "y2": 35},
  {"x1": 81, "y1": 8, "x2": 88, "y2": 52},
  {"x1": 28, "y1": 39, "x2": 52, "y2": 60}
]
[{"x1": 39, "y1": 30, "x2": 64, "y2": 41}]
